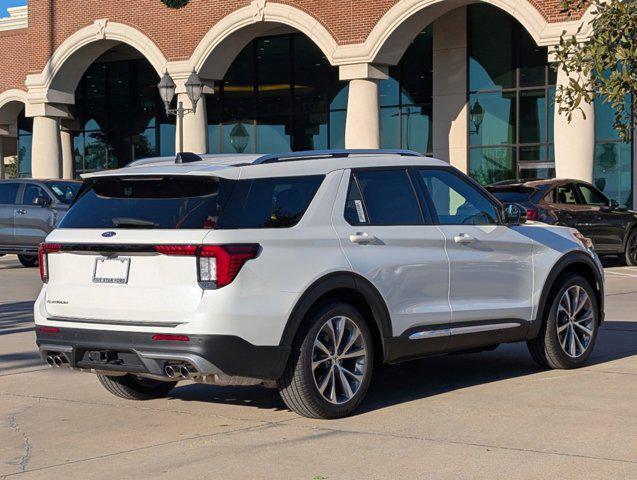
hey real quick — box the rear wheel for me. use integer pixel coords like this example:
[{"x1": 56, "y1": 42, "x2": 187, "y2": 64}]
[
  {"x1": 278, "y1": 302, "x2": 374, "y2": 419},
  {"x1": 527, "y1": 273, "x2": 599, "y2": 369},
  {"x1": 17, "y1": 255, "x2": 38, "y2": 268},
  {"x1": 624, "y1": 229, "x2": 637, "y2": 266},
  {"x1": 97, "y1": 374, "x2": 177, "y2": 400}
]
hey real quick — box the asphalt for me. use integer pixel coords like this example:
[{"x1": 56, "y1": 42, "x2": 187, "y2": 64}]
[{"x1": 0, "y1": 254, "x2": 635, "y2": 479}]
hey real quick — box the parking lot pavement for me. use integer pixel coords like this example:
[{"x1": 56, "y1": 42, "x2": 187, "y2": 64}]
[{"x1": 0, "y1": 255, "x2": 636, "y2": 479}]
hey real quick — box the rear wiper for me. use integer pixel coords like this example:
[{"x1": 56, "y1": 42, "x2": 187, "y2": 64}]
[{"x1": 112, "y1": 217, "x2": 158, "y2": 228}]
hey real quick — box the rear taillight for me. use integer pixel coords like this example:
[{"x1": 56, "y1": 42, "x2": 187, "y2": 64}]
[
  {"x1": 154, "y1": 244, "x2": 259, "y2": 288},
  {"x1": 152, "y1": 334, "x2": 190, "y2": 342},
  {"x1": 525, "y1": 209, "x2": 538, "y2": 221},
  {"x1": 38, "y1": 243, "x2": 61, "y2": 283}
]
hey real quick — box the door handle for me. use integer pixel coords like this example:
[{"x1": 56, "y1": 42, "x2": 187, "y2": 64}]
[
  {"x1": 349, "y1": 232, "x2": 375, "y2": 245},
  {"x1": 16, "y1": 209, "x2": 27, "y2": 215},
  {"x1": 453, "y1": 233, "x2": 475, "y2": 245}
]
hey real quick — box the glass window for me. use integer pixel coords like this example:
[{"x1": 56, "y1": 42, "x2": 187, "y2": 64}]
[
  {"x1": 555, "y1": 184, "x2": 579, "y2": 205},
  {"x1": 344, "y1": 177, "x2": 368, "y2": 226},
  {"x1": 488, "y1": 188, "x2": 535, "y2": 203},
  {"x1": 469, "y1": 147, "x2": 516, "y2": 185},
  {"x1": 468, "y1": 4, "x2": 555, "y2": 184},
  {"x1": 22, "y1": 184, "x2": 50, "y2": 205},
  {"x1": 45, "y1": 181, "x2": 81, "y2": 205},
  {"x1": 217, "y1": 176, "x2": 324, "y2": 229},
  {"x1": 418, "y1": 168, "x2": 499, "y2": 225},
  {"x1": 0, "y1": 183, "x2": 19, "y2": 204},
  {"x1": 353, "y1": 170, "x2": 424, "y2": 225},
  {"x1": 577, "y1": 183, "x2": 609, "y2": 206}
]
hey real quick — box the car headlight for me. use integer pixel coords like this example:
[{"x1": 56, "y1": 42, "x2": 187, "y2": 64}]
[{"x1": 573, "y1": 230, "x2": 594, "y2": 250}]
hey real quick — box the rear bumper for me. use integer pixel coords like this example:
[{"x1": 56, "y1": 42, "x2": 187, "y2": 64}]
[{"x1": 36, "y1": 328, "x2": 290, "y2": 380}]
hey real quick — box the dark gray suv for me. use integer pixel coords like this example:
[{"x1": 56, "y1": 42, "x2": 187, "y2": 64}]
[{"x1": 0, "y1": 179, "x2": 81, "y2": 267}]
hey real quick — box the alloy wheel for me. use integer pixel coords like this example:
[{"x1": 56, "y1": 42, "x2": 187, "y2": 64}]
[
  {"x1": 311, "y1": 316, "x2": 368, "y2": 404},
  {"x1": 628, "y1": 234, "x2": 637, "y2": 264},
  {"x1": 556, "y1": 285, "x2": 595, "y2": 358}
]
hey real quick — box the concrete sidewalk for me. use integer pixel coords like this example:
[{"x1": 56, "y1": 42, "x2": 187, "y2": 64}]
[{"x1": 0, "y1": 256, "x2": 635, "y2": 479}]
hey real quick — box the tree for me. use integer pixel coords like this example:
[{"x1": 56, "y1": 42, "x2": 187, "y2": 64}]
[{"x1": 554, "y1": 0, "x2": 637, "y2": 141}]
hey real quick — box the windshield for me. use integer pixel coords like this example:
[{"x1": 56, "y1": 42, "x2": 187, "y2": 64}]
[
  {"x1": 45, "y1": 181, "x2": 81, "y2": 205},
  {"x1": 59, "y1": 175, "x2": 324, "y2": 230}
]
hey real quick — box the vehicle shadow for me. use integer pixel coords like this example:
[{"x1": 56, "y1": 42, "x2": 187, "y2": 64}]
[
  {"x1": 168, "y1": 320, "x2": 637, "y2": 415},
  {"x1": 0, "y1": 301, "x2": 34, "y2": 335}
]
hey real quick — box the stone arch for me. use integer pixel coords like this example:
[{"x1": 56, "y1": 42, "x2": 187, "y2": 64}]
[
  {"x1": 25, "y1": 20, "x2": 167, "y2": 101},
  {"x1": 189, "y1": 1, "x2": 340, "y2": 80},
  {"x1": 0, "y1": 89, "x2": 27, "y2": 130},
  {"x1": 333, "y1": 0, "x2": 579, "y2": 66}
]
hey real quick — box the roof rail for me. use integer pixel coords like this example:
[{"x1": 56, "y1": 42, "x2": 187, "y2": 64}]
[{"x1": 253, "y1": 149, "x2": 423, "y2": 165}]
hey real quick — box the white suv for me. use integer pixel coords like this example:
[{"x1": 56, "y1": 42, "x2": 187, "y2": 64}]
[{"x1": 34, "y1": 150, "x2": 604, "y2": 419}]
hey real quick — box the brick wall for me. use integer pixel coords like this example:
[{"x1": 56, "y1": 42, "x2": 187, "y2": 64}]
[{"x1": 0, "y1": 0, "x2": 585, "y2": 93}]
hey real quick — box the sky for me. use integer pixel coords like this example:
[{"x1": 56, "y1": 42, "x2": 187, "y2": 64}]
[{"x1": 0, "y1": 0, "x2": 26, "y2": 16}]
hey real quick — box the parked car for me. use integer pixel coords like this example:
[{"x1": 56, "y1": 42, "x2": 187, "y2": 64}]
[
  {"x1": 487, "y1": 179, "x2": 637, "y2": 265},
  {"x1": 0, "y1": 179, "x2": 81, "y2": 267},
  {"x1": 35, "y1": 150, "x2": 604, "y2": 419}
]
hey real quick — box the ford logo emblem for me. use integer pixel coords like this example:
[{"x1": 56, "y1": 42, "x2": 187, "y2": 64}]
[{"x1": 102, "y1": 231, "x2": 116, "y2": 238}]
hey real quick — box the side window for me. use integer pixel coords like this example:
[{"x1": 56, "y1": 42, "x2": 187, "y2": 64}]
[
  {"x1": 0, "y1": 183, "x2": 19, "y2": 205},
  {"x1": 555, "y1": 184, "x2": 579, "y2": 205},
  {"x1": 417, "y1": 169, "x2": 499, "y2": 225},
  {"x1": 216, "y1": 175, "x2": 324, "y2": 229},
  {"x1": 543, "y1": 189, "x2": 555, "y2": 203},
  {"x1": 577, "y1": 184, "x2": 609, "y2": 206},
  {"x1": 347, "y1": 169, "x2": 424, "y2": 226},
  {"x1": 22, "y1": 184, "x2": 50, "y2": 206}
]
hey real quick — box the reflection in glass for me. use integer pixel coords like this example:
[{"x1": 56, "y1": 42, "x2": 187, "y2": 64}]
[
  {"x1": 469, "y1": 147, "x2": 516, "y2": 185},
  {"x1": 519, "y1": 90, "x2": 547, "y2": 144},
  {"x1": 469, "y1": 92, "x2": 516, "y2": 146},
  {"x1": 594, "y1": 142, "x2": 632, "y2": 207}
]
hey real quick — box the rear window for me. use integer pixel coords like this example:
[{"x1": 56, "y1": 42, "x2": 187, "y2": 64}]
[
  {"x1": 0, "y1": 183, "x2": 19, "y2": 205},
  {"x1": 488, "y1": 188, "x2": 534, "y2": 203},
  {"x1": 59, "y1": 175, "x2": 323, "y2": 230},
  {"x1": 45, "y1": 181, "x2": 81, "y2": 205}
]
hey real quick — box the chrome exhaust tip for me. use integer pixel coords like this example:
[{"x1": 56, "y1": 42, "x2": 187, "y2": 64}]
[
  {"x1": 164, "y1": 365, "x2": 177, "y2": 378},
  {"x1": 53, "y1": 356, "x2": 64, "y2": 367},
  {"x1": 46, "y1": 355, "x2": 55, "y2": 367},
  {"x1": 179, "y1": 365, "x2": 192, "y2": 379}
]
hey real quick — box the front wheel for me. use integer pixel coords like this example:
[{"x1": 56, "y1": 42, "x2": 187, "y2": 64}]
[
  {"x1": 17, "y1": 254, "x2": 38, "y2": 268},
  {"x1": 278, "y1": 302, "x2": 374, "y2": 419},
  {"x1": 527, "y1": 273, "x2": 599, "y2": 369},
  {"x1": 624, "y1": 229, "x2": 637, "y2": 266},
  {"x1": 97, "y1": 374, "x2": 177, "y2": 400}
]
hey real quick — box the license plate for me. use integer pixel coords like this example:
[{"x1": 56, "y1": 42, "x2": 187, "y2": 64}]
[{"x1": 93, "y1": 257, "x2": 131, "y2": 284}]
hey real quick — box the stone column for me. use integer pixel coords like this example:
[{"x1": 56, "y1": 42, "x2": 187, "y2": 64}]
[
  {"x1": 31, "y1": 116, "x2": 62, "y2": 179},
  {"x1": 433, "y1": 7, "x2": 468, "y2": 172},
  {"x1": 60, "y1": 128, "x2": 74, "y2": 179},
  {"x1": 175, "y1": 93, "x2": 208, "y2": 154},
  {"x1": 554, "y1": 68, "x2": 595, "y2": 182},
  {"x1": 340, "y1": 64, "x2": 387, "y2": 149}
]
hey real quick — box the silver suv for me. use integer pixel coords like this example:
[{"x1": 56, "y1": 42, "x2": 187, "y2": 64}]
[{"x1": 0, "y1": 179, "x2": 80, "y2": 267}]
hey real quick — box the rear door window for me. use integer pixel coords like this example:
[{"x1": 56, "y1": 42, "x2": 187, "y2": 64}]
[
  {"x1": 554, "y1": 184, "x2": 579, "y2": 205},
  {"x1": 0, "y1": 183, "x2": 19, "y2": 205},
  {"x1": 577, "y1": 184, "x2": 609, "y2": 206},
  {"x1": 345, "y1": 169, "x2": 425, "y2": 226},
  {"x1": 22, "y1": 184, "x2": 51, "y2": 206}
]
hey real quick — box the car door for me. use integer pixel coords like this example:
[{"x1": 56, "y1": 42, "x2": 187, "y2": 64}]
[
  {"x1": 414, "y1": 167, "x2": 534, "y2": 348},
  {"x1": 332, "y1": 168, "x2": 451, "y2": 354},
  {"x1": 575, "y1": 182, "x2": 625, "y2": 253},
  {"x1": 0, "y1": 182, "x2": 20, "y2": 246},
  {"x1": 13, "y1": 182, "x2": 55, "y2": 247},
  {"x1": 548, "y1": 182, "x2": 594, "y2": 232}
]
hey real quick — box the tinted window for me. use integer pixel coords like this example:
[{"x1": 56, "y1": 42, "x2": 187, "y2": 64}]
[
  {"x1": 217, "y1": 176, "x2": 324, "y2": 229},
  {"x1": 489, "y1": 188, "x2": 534, "y2": 203},
  {"x1": 554, "y1": 184, "x2": 579, "y2": 205},
  {"x1": 60, "y1": 176, "x2": 232, "y2": 229},
  {"x1": 22, "y1": 184, "x2": 50, "y2": 206},
  {"x1": 45, "y1": 181, "x2": 81, "y2": 205},
  {"x1": 0, "y1": 183, "x2": 19, "y2": 205},
  {"x1": 418, "y1": 169, "x2": 499, "y2": 225},
  {"x1": 577, "y1": 184, "x2": 608, "y2": 206},
  {"x1": 350, "y1": 169, "x2": 424, "y2": 225}
]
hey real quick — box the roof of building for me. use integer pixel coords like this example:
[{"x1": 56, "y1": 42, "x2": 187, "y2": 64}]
[{"x1": 82, "y1": 150, "x2": 450, "y2": 180}]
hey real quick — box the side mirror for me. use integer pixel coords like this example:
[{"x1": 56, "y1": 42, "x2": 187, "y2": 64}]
[
  {"x1": 503, "y1": 203, "x2": 527, "y2": 226},
  {"x1": 33, "y1": 196, "x2": 50, "y2": 207},
  {"x1": 609, "y1": 199, "x2": 619, "y2": 210}
]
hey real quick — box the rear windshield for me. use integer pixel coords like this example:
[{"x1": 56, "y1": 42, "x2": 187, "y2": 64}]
[
  {"x1": 488, "y1": 188, "x2": 534, "y2": 203},
  {"x1": 59, "y1": 175, "x2": 324, "y2": 230},
  {"x1": 45, "y1": 181, "x2": 81, "y2": 205}
]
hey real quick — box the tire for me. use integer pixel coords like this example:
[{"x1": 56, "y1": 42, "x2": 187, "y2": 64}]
[
  {"x1": 623, "y1": 229, "x2": 637, "y2": 266},
  {"x1": 278, "y1": 302, "x2": 374, "y2": 419},
  {"x1": 97, "y1": 374, "x2": 177, "y2": 400},
  {"x1": 17, "y1": 254, "x2": 38, "y2": 268},
  {"x1": 527, "y1": 273, "x2": 599, "y2": 369}
]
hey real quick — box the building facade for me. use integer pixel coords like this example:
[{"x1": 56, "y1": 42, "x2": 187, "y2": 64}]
[{"x1": 0, "y1": 0, "x2": 634, "y2": 207}]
